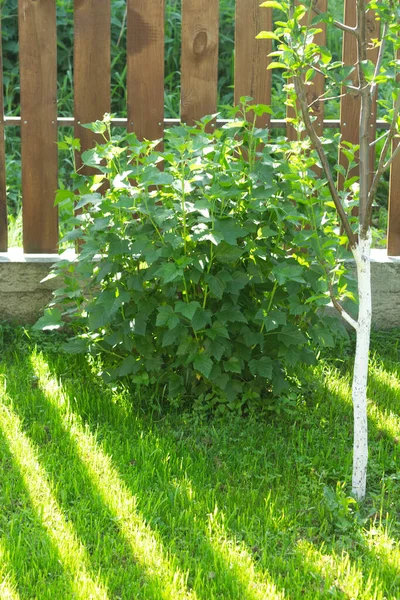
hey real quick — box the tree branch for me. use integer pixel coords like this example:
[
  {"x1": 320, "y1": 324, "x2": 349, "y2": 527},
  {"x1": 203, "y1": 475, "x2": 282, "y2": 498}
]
[
  {"x1": 292, "y1": 75, "x2": 358, "y2": 248},
  {"x1": 312, "y1": 4, "x2": 358, "y2": 36},
  {"x1": 370, "y1": 22, "x2": 388, "y2": 100}
]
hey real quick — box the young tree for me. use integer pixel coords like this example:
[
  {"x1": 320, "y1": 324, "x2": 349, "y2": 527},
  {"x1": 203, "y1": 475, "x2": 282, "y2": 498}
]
[{"x1": 258, "y1": 0, "x2": 400, "y2": 500}]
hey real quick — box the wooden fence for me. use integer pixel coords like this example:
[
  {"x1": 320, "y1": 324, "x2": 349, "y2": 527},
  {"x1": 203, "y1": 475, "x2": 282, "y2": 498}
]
[{"x1": 0, "y1": 0, "x2": 399, "y2": 255}]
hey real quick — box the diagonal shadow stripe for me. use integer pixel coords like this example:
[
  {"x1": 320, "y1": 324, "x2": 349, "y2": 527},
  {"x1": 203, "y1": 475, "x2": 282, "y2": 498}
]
[
  {"x1": 1, "y1": 351, "x2": 197, "y2": 600},
  {"x1": 0, "y1": 416, "x2": 107, "y2": 600},
  {"x1": 37, "y1": 351, "x2": 286, "y2": 599},
  {"x1": 0, "y1": 524, "x2": 21, "y2": 599},
  {"x1": 40, "y1": 346, "x2": 400, "y2": 599}
]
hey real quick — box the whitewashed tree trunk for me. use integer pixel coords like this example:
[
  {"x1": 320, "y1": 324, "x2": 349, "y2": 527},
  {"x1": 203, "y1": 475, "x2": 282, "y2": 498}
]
[{"x1": 350, "y1": 230, "x2": 372, "y2": 500}]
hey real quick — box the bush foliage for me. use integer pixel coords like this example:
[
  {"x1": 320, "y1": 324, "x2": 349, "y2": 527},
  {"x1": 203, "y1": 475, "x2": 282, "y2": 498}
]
[{"x1": 37, "y1": 109, "x2": 349, "y2": 409}]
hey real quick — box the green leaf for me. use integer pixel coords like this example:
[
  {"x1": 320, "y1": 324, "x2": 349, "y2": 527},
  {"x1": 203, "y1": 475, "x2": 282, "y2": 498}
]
[
  {"x1": 207, "y1": 338, "x2": 227, "y2": 361},
  {"x1": 33, "y1": 308, "x2": 63, "y2": 331},
  {"x1": 256, "y1": 31, "x2": 281, "y2": 41},
  {"x1": 205, "y1": 274, "x2": 225, "y2": 299},
  {"x1": 278, "y1": 326, "x2": 307, "y2": 347},
  {"x1": 242, "y1": 329, "x2": 264, "y2": 348},
  {"x1": 205, "y1": 321, "x2": 230, "y2": 340},
  {"x1": 261, "y1": 226, "x2": 278, "y2": 238},
  {"x1": 62, "y1": 338, "x2": 88, "y2": 354},
  {"x1": 175, "y1": 301, "x2": 201, "y2": 320},
  {"x1": 119, "y1": 355, "x2": 139, "y2": 376},
  {"x1": 193, "y1": 354, "x2": 213, "y2": 379},
  {"x1": 156, "y1": 305, "x2": 180, "y2": 329},
  {"x1": 272, "y1": 263, "x2": 305, "y2": 285},
  {"x1": 156, "y1": 305, "x2": 174, "y2": 327},
  {"x1": 162, "y1": 327, "x2": 181, "y2": 347},
  {"x1": 214, "y1": 242, "x2": 245, "y2": 264},
  {"x1": 214, "y1": 219, "x2": 248, "y2": 245},
  {"x1": 155, "y1": 263, "x2": 184, "y2": 283},
  {"x1": 259, "y1": 1, "x2": 285, "y2": 9},
  {"x1": 319, "y1": 46, "x2": 332, "y2": 65},
  {"x1": 219, "y1": 307, "x2": 248, "y2": 324},
  {"x1": 267, "y1": 62, "x2": 287, "y2": 70},
  {"x1": 81, "y1": 120, "x2": 107, "y2": 134},
  {"x1": 223, "y1": 357, "x2": 242, "y2": 374},
  {"x1": 225, "y1": 272, "x2": 249, "y2": 293},
  {"x1": 54, "y1": 189, "x2": 75, "y2": 207},
  {"x1": 192, "y1": 308, "x2": 212, "y2": 331},
  {"x1": 75, "y1": 193, "x2": 102, "y2": 210},
  {"x1": 255, "y1": 309, "x2": 286, "y2": 331},
  {"x1": 132, "y1": 312, "x2": 147, "y2": 336},
  {"x1": 249, "y1": 356, "x2": 273, "y2": 378}
]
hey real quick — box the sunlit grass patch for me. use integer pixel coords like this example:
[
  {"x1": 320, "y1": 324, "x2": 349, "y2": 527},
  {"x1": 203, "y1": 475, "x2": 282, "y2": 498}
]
[
  {"x1": 0, "y1": 401, "x2": 109, "y2": 600},
  {"x1": 0, "y1": 327, "x2": 399, "y2": 599},
  {"x1": 0, "y1": 539, "x2": 20, "y2": 600}
]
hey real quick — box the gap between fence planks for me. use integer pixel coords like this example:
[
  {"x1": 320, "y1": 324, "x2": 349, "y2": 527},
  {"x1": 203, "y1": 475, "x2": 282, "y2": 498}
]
[
  {"x1": 18, "y1": 0, "x2": 58, "y2": 253},
  {"x1": 181, "y1": 0, "x2": 219, "y2": 125},
  {"x1": 0, "y1": 18, "x2": 7, "y2": 252},
  {"x1": 127, "y1": 0, "x2": 164, "y2": 142},
  {"x1": 74, "y1": 0, "x2": 111, "y2": 165},
  {"x1": 235, "y1": 0, "x2": 272, "y2": 129}
]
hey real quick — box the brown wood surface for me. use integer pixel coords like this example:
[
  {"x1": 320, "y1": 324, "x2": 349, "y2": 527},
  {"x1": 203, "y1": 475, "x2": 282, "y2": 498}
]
[
  {"x1": 387, "y1": 140, "x2": 400, "y2": 255},
  {"x1": 74, "y1": 0, "x2": 111, "y2": 163},
  {"x1": 0, "y1": 19, "x2": 7, "y2": 252},
  {"x1": 286, "y1": 0, "x2": 327, "y2": 141},
  {"x1": 127, "y1": 0, "x2": 164, "y2": 141},
  {"x1": 18, "y1": 0, "x2": 58, "y2": 253},
  {"x1": 338, "y1": 2, "x2": 379, "y2": 190},
  {"x1": 387, "y1": 49, "x2": 400, "y2": 256},
  {"x1": 181, "y1": 0, "x2": 219, "y2": 124},
  {"x1": 235, "y1": 0, "x2": 272, "y2": 129}
]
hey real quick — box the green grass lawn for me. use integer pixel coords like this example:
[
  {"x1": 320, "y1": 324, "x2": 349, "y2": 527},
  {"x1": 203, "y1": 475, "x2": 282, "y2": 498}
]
[{"x1": 0, "y1": 327, "x2": 399, "y2": 599}]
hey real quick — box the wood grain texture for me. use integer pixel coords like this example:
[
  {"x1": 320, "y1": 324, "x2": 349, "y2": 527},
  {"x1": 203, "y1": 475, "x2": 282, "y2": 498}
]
[
  {"x1": 387, "y1": 140, "x2": 400, "y2": 255},
  {"x1": 18, "y1": 0, "x2": 58, "y2": 253},
  {"x1": 235, "y1": 0, "x2": 272, "y2": 129},
  {"x1": 338, "y1": 2, "x2": 379, "y2": 191},
  {"x1": 0, "y1": 20, "x2": 7, "y2": 251},
  {"x1": 181, "y1": 0, "x2": 219, "y2": 124},
  {"x1": 74, "y1": 0, "x2": 111, "y2": 163},
  {"x1": 127, "y1": 0, "x2": 164, "y2": 141},
  {"x1": 387, "y1": 49, "x2": 400, "y2": 256},
  {"x1": 286, "y1": 0, "x2": 327, "y2": 141}
]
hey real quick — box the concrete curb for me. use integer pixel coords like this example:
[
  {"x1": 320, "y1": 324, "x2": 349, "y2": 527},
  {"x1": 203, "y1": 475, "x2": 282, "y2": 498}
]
[{"x1": 0, "y1": 248, "x2": 399, "y2": 328}]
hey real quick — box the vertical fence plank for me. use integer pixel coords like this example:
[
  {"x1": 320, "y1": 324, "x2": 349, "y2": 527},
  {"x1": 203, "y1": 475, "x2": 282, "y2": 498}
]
[
  {"x1": 387, "y1": 50, "x2": 400, "y2": 256},
  {"x1": 338, "y1": 2, "x2": 379, "y2": 191},
  {"x1": 286, "y1": 0, "x2": 327, "y2": 141},
  {"x1": 74, "y1": 0, "x2": 111, "y2": 162},
  {"x1": 181, "y1": 0, "x2": 219, "y2": 124},
  {"x1": 0, "y1": 20, "x2": 7, "y2": 252},
  {"x1": 235, "y1": 0, "x2": 272, "y2": 128},
  {"x1": 387, "y1": 140, "x2": 400, "y2": 255},
  {"x1": 127, "y1": 0, "x2": 164, "y2": 141},
  {"x1": 18, "y1": 0, "x2": 58, "y2": 253}
]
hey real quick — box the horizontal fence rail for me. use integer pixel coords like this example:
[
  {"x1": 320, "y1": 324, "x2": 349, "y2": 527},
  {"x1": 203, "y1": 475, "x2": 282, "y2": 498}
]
[{"x1": 0, "y1": 0, "x2": 399, "y2": 255}]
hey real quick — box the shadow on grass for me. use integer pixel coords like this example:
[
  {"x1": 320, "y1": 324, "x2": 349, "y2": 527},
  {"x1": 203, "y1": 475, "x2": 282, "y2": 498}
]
[
  {"x1": 39, "y1": 344, "x2": 399, "y2": 598},
  {"x1": 0, "y1": 353, "x2": 197, "y2": 600},
  {"x1": 1, "y1": 332, "x2": 399, "y2": 599},
  {"x1": 0, "y1": 428, "x2": 86, "y2": 600}
]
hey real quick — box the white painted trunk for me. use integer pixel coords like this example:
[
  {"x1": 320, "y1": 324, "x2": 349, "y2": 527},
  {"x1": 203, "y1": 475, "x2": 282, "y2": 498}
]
[{"x1": 350, "y1": 230, "x2": 372, "y2": 501}]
